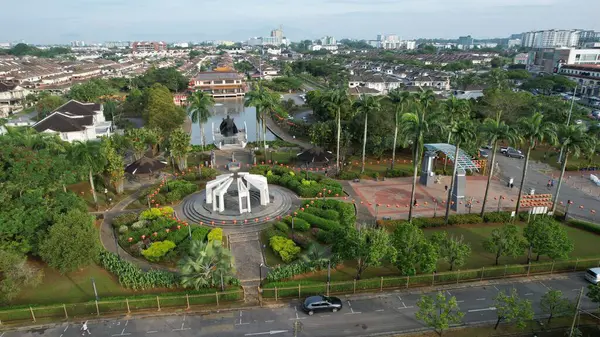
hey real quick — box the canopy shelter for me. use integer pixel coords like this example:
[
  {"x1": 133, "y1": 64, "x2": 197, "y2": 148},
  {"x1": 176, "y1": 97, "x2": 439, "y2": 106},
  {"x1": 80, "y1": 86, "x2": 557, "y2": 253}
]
[
  {"x1": 424, "y1": 143, "x2": 479, "y2": 172},
  {"x1": 296, "y1": 147, "x2": 333, "y2": 164},
  {"x1": 125, "y1": 157, "x2": 167, "y2": 175}
]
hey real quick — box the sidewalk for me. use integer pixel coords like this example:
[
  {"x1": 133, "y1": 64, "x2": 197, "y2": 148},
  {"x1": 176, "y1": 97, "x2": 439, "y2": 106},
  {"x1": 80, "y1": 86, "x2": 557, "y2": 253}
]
[{"x1": 264, "y1": 114, "x2": 312, "y2": 149}]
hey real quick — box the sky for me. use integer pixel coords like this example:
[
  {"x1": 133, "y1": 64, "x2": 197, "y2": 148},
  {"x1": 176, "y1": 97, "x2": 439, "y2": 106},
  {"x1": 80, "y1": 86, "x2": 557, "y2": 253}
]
[{"x1": 1, "y1": 0, "x2": 599, "y2": 44}]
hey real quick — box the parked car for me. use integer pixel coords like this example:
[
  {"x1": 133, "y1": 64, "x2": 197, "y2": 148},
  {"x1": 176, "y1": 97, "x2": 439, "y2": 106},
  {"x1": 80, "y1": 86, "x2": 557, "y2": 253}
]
[
  {"x1": 479, "y1": 148, "x2": 489, "y2": 158},
  {"x1": 505, "y1": 148, "x2": 525, "y2": 159},
  {"x1": 585, "y1": 267, "x2": 600, "y2": 284},
  {"x1": 500, "y1": 146, "x2": 521, "y2": 155},
  {"x1": 301, "y1": 295, "x2": 343, "y2": 315}
]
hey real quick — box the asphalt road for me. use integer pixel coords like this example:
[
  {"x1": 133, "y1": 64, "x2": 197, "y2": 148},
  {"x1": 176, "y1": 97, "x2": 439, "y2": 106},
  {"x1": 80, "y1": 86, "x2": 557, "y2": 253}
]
[
  {"x1": 4, "y1": 273, "x2": 596, "y2": 337},
  {"x1": 495, "y1": 152, "x2": 600, "y2": 221}
]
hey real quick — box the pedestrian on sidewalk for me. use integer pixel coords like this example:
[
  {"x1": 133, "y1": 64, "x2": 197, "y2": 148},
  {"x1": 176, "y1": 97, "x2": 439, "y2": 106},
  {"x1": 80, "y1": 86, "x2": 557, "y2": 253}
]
[
  {"x1": 81, "y1": 321, "x2": 91, "y2": 335},
  {"x1": 547, "y1": 180, "x2": 552, "y2": 190},
  {"x1": 444, "y1": 185, "x2": 448, "y2": 192},
  {"x1": 508, "y1": 177, "x2": 514, "y2": 188}
]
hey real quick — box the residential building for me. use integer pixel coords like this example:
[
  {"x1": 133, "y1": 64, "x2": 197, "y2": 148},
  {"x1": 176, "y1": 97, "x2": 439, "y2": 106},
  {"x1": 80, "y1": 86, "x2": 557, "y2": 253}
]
[
  {"x1": 104, "y1": 41, "x2": 130, "y2": 49},
  {"x1": 410, "y1": 75, "x2": 451, "y2": 91},
  {"x1": 348, "y1": 72, "x2": 403, "y2": 95},
  {"x1": 321, "y1": 36, "x2": 336, "y2": 46},
  {"x1": 188, "y1": 68, "x2": 247, "y2": 98},
  {"x1": 131, "y1": 41, "x2": 167, "y2": 53},
  {"x1": 558, "y1": 64, "x2": 600, "y2": 97},
  {"x1": 513, "y1": 53, "x2": 529, "y2": 65},
  {"x1": 458, "y1": 35, "x2": 474, "y2": 49},
  {"x1": 32, "y1": 100, "x2": 112, "y2": 142},
  {"x1": 0, "y1": 82, "x2": 28, "y2": 117},
  {"x1": 521, "y1": 30, "x2": 581, "y2": 48},
  {"x1": 508, "y1": 39, "x2": 522, "y2": 48},
  {"x1": 70, "y1": 41, "x2": 86, "y2": 47},
  {"x1": 528, "y1": 48, "x2": 600, "y2": 73},
  {"x1": 309, "y1": 44, "x2": 338, "y2": 52}
]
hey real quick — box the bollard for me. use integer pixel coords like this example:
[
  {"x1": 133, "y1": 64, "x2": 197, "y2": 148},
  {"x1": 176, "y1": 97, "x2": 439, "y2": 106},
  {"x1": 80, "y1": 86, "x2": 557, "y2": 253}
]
[
  {"x1": 95, "y1": 300, "x2": 100, "y2": 316},
  {"x1": 63, "y1": 304, "x2": 68, "y2": 319},
  {"x1": 275, "y1": 287, "x2": 278, "y2": 302},
  {"x1": 550, "y1": 261, "x2": 555, "y2": 274},
  {"x1": 406, "y1": 275, "x2": 409, "y2": 289},
  {"x1": 30, "y1": 307, "x2": 36, "y2": 322},
  {"x1": 326, "y1": 283, "x2": 330, "y2": 296},
  {"x1": 126, "y1": 298, "x2": 131, "y2": 314},
  {"x1": 157, "y1": 296, "x2": 161, "y2": 311},
  {"x1": 480, "y1": 267, "x2": 484, "y2": 282},
  {"x1": 298, "y1": 284, "x2": 301, "y2": 299},
  {"x1": 380, "y1": 277, "x2": 383, "y2": 292},
  {"x1": 216, "y1": 292, "x2": 219, "y2": 306},
  {"x1": 353, "y1": 279, "x2": 357, "y2": 294},
  {"x1": 574, "y1": 259, "x2": 579, "y2": 271},
  {"x1": 186, "y1": 294, "x2": 190, "y2": 310}
]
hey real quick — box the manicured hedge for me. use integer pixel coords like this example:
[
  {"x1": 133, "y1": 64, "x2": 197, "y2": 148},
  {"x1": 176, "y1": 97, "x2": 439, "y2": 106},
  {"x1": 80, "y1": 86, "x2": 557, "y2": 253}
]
[
  {"x1": 314, "y1": 228, "x2": 335, "y2": 244},
  {"x1": 289, "y1": 233, "x2": 311, "y2": 249},
  {"x1": 98, "y1": 251, "x2": 178, "y2": 290},
  {"x1": 283, "y1": 216, "x2": 310, "y2": 231},
  {"x1": 265, "y1": 227, "x2": 287, "y2": 240},
  {"x1": 307, "y1": 199, "x2": 355, "y2": 227},
  {"x1": 112, "y1": 213, "x2": 138, "y2": 228},
  {"x1": 269, "y1": 236, "x2": 301, "y2": 263},
  {"x1": 275, "y1": 221, "x2": 290, "y2": 233},
  {"x1": 386, "y1": 168, "x2": 413, "y2": 177},
  {"x1": 378, "y1": 212, "x2": 534, "y2": 229},
  {"x1": 249, "y1": 165, "x2": 343, "y2": 198},
  {"x1": 567, "y1": 219, "x2": 600, "y2": 235},
  {"x1": 304, "y1": 207, "x2": 339, "y2": 221},
  {"x1": 296, "y1": 212, "x2": 340, "y2": 231},
  {"x1": 483, "y1": 212, "x2": 512, "y2": 223}
]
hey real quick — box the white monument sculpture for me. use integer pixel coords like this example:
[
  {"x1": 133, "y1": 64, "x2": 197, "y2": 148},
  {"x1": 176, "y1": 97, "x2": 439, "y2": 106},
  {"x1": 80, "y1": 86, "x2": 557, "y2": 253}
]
[{"x1": 205, "y1": 172, "x2": 269, "y2": 214}]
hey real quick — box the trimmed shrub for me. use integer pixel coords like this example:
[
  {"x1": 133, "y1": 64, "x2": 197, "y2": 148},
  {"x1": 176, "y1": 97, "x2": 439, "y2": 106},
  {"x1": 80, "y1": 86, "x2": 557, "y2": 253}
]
[
  {"x1": 269, "y1": 236, "x2": 301, "y2": 263},
  {"x1": 483, "y1": 212, "x2": 512, "y2": 223},
  {"x1": 141, "y1": 240, "x2": 176, "y2": 262},
  {"x1": 315, "y1": 230, "x2": 335, "y2": 244},
  {"x1": 568, "y1": 219, "x2": 600, "y2": 235},
  {"x1": 98, "y1": 251, "x2": 177, "y2": 289},
  {"x1": 275, "y1": 222, "x2": 290, "y2": 233},
  {"x1": 309, "y1": 199, "x2": 355, "y2": 227},
  {"x1": 283, "y1": 216, "x2": 310, "y2": 231},
  {"x1": 208, "y1": 228, "x2": 223, "y2": 242},
  {"x1": 131, "y1": 220, "x2": 147, "y2": 230},
  {"x1": 336, "y1": 171, "x2": 360, "y2": 180},
  {"x1": 289, "y1": 233, "x2": 311, "y2": 249},
  {"x1": 386, "y1": 168, "x2": 413, "y2": 178},
  {"x1": 113, "y1": 213, "x2": 138, "y2": 228},
  {"x1": 447, "y1": 214, "x2": 483, "y2": 225},
  {"x1": 305, "y1": 207, "x2": 339, "y2": 221},
  {"x1": 191, "y1": 226, "x2": 211, "y2": 241},
  {"x1": 296, "y1": 212, "x2": 340, "y2": 231},
  {"x1": 118, "y1": 225, "x2": 129, "y2": 234},
  {"x1": 265, "y1": 228, "x2": 287, "y2": 240}
]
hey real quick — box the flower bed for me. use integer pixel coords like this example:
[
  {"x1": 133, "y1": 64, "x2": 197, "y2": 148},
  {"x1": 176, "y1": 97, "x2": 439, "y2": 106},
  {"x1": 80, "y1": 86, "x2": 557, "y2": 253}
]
[{"x1": 249, "y1": 165, "x2": 343, "y2": 198}]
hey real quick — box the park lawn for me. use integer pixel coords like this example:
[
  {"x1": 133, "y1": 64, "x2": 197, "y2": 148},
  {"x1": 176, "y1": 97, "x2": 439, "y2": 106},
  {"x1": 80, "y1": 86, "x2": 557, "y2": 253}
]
[
  {"x1": 67, "y1": 181, "x2": 131, "y2": 212},
  {"x1": 345, "y1": 155, "x2": 414, "y2": 177},
  {"x1": 528, "y1": 145, "x2": 600, "y2": 170},
  {"x1": 423, "y1": 222, "x2": 600, "y2": 271},
  {"x1": 13, "y1": 261, "x2": 164, "y2": 305}
]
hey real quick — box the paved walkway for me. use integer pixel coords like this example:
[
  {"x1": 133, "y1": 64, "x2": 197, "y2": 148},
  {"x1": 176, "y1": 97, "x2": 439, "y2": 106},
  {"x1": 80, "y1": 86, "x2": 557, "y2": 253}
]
[{"x1": 264, "y1": 113, "x2": 312, "y2": 149}]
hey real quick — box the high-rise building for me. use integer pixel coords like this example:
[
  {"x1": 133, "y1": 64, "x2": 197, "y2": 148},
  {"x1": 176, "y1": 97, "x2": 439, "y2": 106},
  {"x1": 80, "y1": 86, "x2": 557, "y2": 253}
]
[
  {"x1": 321, "y1": 36, "x2": 337, "y2": 46},
  {"x1": 521, "y1": 30, "x2": 581, "y2": 48},
  {"x1": 70, "y1": 40, "x2": 85, "y2": 47},
  {"x1": 131, "y1": 41, "x2": 167, "y2": 53},
  {"x1": 458, "y1": 35, "x2": 474, "y2": 49}
]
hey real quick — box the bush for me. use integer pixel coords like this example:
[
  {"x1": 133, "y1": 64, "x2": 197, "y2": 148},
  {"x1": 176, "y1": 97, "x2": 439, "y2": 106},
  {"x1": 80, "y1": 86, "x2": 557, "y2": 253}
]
[
  {"x1": 447, "y1": 214, "x2": 483, "y2": 225},
  {"x1": 315, "y1": 230, "x2": 335, "y2": 244},
  {"x1": 208, "y1": 228, "x2": 223, "y2": 242},
  {"x1": 165, "y1": 191, "x2": 182, "y2": 204},
  {"x1": 309, "y1": 199, "x2": 355, "y2": 227},
  {"x1": 250, "y1": 165, "x2": 343, "y2": 198},
  {"x1": 141, "y1": 240, "x2": 176, "y2": 262},
  {"x1": 386, "y1": 168, "x2": 413, "y2": 177},
  {"x1": 264, "y1": 227, "x2": 287, "y2": 240},
  {"x1": 304, "y1": 207, "x2": 339, "y2": 221},
  {"x1": 131, "y1": 220, "x2": 147, "y2": 230},
  {"x1": 283, "y1": 216, "x2": 310, "y2": 231},
  {"x1": 275, "y1": 222, "x2": 290, "y2": 233},
  {"x1": 269, "y1": 236, "x2": 301, "y2": 263},
  {"x1": 98, "y1": 251, "x2": 178, "y2": 289},
  {"x1": 191, "y1": 226, "x2": 211, "y2": 241},
  {"x1": 483, "y1": 212, "x2": 512, "y2": 223},
  {"x1": 139, "y1": 207, "x2": 173, "y2": 220},
  {"x1": 336, "y1": 171, "x2": 360, "y2": 180},
  {"x1": 113, "y1": 213, "x2": 138, "y2": 228},
  {"x1": 265, "y1": 258, "x2": 338, "y2": 282},
  {"x1": 118, "y1": 225, "x2": 129, "y2": 234},
  {"x1": 567, "y1": 219, "x2": 600, "y2": 235},
  {"x1": 289, "y1": 233, "x2": 311, "y2": 248},
  {"x1": 296, "y1": 212, "x2": 340, "y2": 231}
]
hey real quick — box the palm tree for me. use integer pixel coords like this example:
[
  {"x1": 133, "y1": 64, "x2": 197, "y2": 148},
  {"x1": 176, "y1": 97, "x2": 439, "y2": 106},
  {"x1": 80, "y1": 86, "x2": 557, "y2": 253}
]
[
  {"x1": 179, "y1": 240, "x2": 235, "y2": 290},
  {"x1": 514, "y1": 112, "x2": 557, "y2": 215},
  {"x1": 400, "y1": 96, "x2": 444, "y2": 221},
  {"x1": 444, "y1": 120, "x2": 477, "y2": 224},
  {"x1": 551, "y1": 125, "x2": 589, "y2": 213},
  {"x1": 69, "y1": 141, "x2": 104, "y2": 205},
  {"x1": 245, "y1": 83, "x2": 274, "y2": 151},
  {"x1": 442, "y1": 96, "x2": 470, "y2": 172},
  {"x1": 187, "y1": 91, "x2": 215, "y2": 151},
  {"x1": 353, "y1": 95, "x2": 381, "y2": 173},
  {"x1": 479, "y1": 119, "x2": 519, "y2": 216},
  {"x1": 387, "y1": 89, "x2": 413, "y2": 170},
  {"x1": 584, "y1": 136, "x2": 599, "y2": 170},
  {"x1": 323, "y1": 88, "x2": 352, "y2": 172},
  {"x1": 301, "y1": 243, "x2": 328, "y2": 265},
  {"x1": 125, "y1": 128, "x2": 147, "y2": 160}
]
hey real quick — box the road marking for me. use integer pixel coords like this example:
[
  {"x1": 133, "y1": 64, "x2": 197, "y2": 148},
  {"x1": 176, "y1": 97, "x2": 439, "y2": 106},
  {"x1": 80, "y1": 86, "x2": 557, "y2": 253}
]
[
  {"x1": 397, "y1": 295, "x2": 402, "y2": 301},
  {"x1": 147, "y1": 331, "x2": 158, "y2": 334},
  {"x1": 397, "y1": 306, "x2": 414, "y2": 309},
  {"x1": 493, "y1": 285, "x2": 499, "y2": 291},
  {"x1": 476, "y1": 298, "x2": 486, "y2": 301},
  {"x1": 446, "y1": 290, "x2": 452, "y2": 296},
  {"x1": 64, "y1": 325, "x2": 69, "y2": 332},
  {"x1": 125, "y1": 320, "x2": 129, "y2": 327},
  {"x1": 236, "y1": 310, "x2": 250, "y2": 325},
  {"x1": 525, "y1": 293, "x2": 534, "y2": 296},
  {"x1": 375, "y1": 309, "x2": 385, "y2": 312},
  {"x1": 289, "y1": 306, "x2": 306, "y2": 320},
  {"x1": 457, "y1": 300, "x2": 465, "y2": 303},
  {"x1": 112, "y1": 334, "x2": 131, "y2": 336},
  {"x1": 468, "y1": 307, "x2": 497, "y2": 313},
  {"x1": 540, "y1": 282, "x2": 551, "y2": 290},
  {"x1": 265, "y1": 320, "x2": 275, "y2": 323},
  {"x1": 572, "y1": 289, "x2": 580, "y2": 292},
  {"x1": 245, "y1": 331, "x2": 288, "y2": 336}
]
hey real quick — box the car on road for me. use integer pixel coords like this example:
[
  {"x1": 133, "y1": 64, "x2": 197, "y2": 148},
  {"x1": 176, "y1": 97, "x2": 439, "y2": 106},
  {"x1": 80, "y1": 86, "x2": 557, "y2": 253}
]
[
  {"x1": 585, "y1": 268, "x2": 600, "y2": 284},
  {"x1": 500, "y1": 146, "x2": 521, "y2": 155},
  {"x1": 301, "y1": 295, "x2": 343, "y2": 315},
  {"x1": 505, "y1": 148, "x2": 525, "y2": 159},
  {"x1": 479, "y1": 148, "x2": 489, "y2": 158}
]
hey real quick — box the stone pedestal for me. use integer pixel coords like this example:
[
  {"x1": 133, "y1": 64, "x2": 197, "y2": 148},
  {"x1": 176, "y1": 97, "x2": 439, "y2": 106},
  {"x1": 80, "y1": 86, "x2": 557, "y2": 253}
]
[
  {"x1": 419, "y1": 151, "x2": 437, "y2": 186},
  {"x1": 451, "y1": 169, "x2": 466, "y2": 211}
]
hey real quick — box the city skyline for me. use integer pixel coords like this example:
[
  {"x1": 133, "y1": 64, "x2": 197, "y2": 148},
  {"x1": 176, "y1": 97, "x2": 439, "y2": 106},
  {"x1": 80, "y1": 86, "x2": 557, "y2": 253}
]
[{"x1": 1, "y1": 0, "x2": 600, "y2": 44}]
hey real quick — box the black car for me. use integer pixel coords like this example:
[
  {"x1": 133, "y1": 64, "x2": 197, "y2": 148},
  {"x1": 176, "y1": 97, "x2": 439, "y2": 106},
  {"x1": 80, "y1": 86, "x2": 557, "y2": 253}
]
[{"x1": 301, "y1": 295, "x2": 343, "y2": 315}]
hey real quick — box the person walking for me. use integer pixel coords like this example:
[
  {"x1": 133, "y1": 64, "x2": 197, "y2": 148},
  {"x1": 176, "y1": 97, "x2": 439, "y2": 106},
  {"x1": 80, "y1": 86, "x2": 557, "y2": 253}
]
[
  {"x1": 547, "y1": 180, "x2": 552, "y2": 190},
  {"x1": 81, "y1": 321, "x2": 91, "y2": 335}
]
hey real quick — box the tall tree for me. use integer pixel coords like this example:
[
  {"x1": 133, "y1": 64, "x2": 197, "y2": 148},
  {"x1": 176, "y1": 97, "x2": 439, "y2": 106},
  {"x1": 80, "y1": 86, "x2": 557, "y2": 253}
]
[
  {"x1": 479, "y1": 118, "x2": 519, "y2": 216},
  {"x1": 169, "y1": 128, "x2": 192, "y2": 170},
  {"x1": 332, "y1": 226, "x2": 395, "y2": 280},
  {"x1": 39, "y1": 210, "x2": 101, "y2": 273},
  {"x1": 494, "y1": 288, "x2": 534, "y2": 330},
  {"x1": 400, "y1": 91, "x2": 444, "y2": 221},
  {"x1": 100, "y1": 137, "x2": 125, "y2": 194},
  {"x1": 144, "y1": 83, "x2": 186, "y2": 134},
  {"x1": 540, "y1": 290, "x2": 573, "y2": 324},
  {"x1": 245, "y1": 83, "x2": 275, "y2": 150},
  {"x1": 444, "y1": 119, "x2": 476, "y2": 224},
  {"x1": 387, "y1": 89, "x2": 413, "y2": 170},
  {"x1": 482, "y1": 223, "x2": 525, "y2": 266},
  {"x1": 125, "y1": 128, "x2": 147, "y2": 160},
  {"x1": 431, "y1": 233, "x2": 471, "y2": 271},
  {"x1": 353, "y1": 95, "x2": 381, "y2": 174},
  {"x1": 69, "y1": 141, "x2": 104, "y2": 204},
  {"x1": 0, "y1": 250, "x2": 43, "y2": 303},
  {"x1": 442, "y1": 96, "x2": 470, "y2": 144},
  {"x1": 391, "y1": 223, "x2": 438, "y2": 276},
  {"x1": 416, "y1": 292, "x2": 464, "y2": 337},
  {"x1": 515, "y1": 112, "x2": 557, "y2": 215},
  {"x1": 323, "y1": 88, "x2": 353, "y2": 172},
  {"x1": 179, "y1": 240, "x2": 236, "y2": 290},
  {"x1": 35, "y1": 94, "x2": 65, "y2": 120},
  {"x1": 187, "y1": 91, "x2": 215, "y2": 151},
  {"x1": 552, "y1": 125, "x2": 589, "y2": 213}
]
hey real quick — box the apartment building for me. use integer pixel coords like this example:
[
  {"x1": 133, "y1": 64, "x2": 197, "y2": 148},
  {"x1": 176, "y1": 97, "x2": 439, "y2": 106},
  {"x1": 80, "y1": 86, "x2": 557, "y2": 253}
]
[
  {"x1": 131, "y1": 41, "x2": 167, "y2": 53},
  {"x1": 521, "y1": 30, "x2": 581, "y2": 48},
  {"x1": 558, "y1": 64, "x2": 600, "y2": 97}
]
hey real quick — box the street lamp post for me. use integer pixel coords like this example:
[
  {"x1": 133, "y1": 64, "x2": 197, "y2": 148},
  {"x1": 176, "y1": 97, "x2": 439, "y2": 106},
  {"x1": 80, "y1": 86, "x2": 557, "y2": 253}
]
[
  {"x1": 558, "y1": 85, "x2": 578, "y2": 164},
  {"x1": 104, "y1": 188, "x2": 108, "y2": 207},
  {"x1": 259, "y1": 263, "x2": 264, "y2": 280},
  {"x1": 91, "y1": 277, "x2": 99, "y2": 300}
]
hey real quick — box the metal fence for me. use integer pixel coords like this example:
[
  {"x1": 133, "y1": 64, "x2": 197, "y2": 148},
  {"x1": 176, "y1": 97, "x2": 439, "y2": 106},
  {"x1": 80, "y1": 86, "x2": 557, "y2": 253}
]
[
  {"x1": 262, "y1": 258, "x2": 600, "y2": 301},
  {"x1": 0, "y1": 289, "x2": 244, "y2": 325}
]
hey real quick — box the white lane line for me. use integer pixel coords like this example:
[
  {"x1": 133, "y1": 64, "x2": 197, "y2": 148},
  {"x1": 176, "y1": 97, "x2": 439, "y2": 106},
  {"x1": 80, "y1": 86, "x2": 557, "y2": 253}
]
[
  {"x1": 493, "y1": 285, "x2": 499, "y2": 291},
  {"x1": 457, "y1": 300, "x2": 465, "y2": 303},
  {"x1": 397, "y1": 295, "x2": 402, "y2": 301},
  {"x1": 540, "y1": 282, "x2": 551, "y2": 290},
  {"x1": 397, "y1": 306, "x2": 414, "y2": 309},
  {"x1": 183, "y1": 315, "x2": 186, "y2": 321},
  {"x1": 125, "y1": 320, "x2": 129, "y2": 327},
  {"x1": 236, "y1": 310, "x2": 250, "y2": 325},
  {"x1": 111, "y1": 334, "x2": 131, "y2": 336},
  {"x1": 64, "y1": 325, "x2": 69, "y2": 332},
  {"x1": 289, "y1": 306, "x2": 306, "y2": 320},
  {"x1": 322, "y1": 315, "x2": 330, "y2": 317},
  {"x1": 446, "y1": 290, "x2": 452, "y2": 296},
  {"x1": 525, "y1": 293, "x2": 534, "y2": 296},
  {"x1": 375, "y1": 309, "x2": 385, "y2": 312},
  {"x1": 468, "y1": 307, "x2": 497, "y2": 313},
  {"x1": 121, "y1": 328, "x2": 126, "y2": 335},
  {"x1": 59, "y1": 335, "x2": 62, "y2": 337},
  {"x1": 146, "y1": 331, "x2": 158, "y2": 334},
  {"x1": 476, "y1": 298, "x2": 486, "y2": 301},
  {"x1": 401, "y1": 301, "x2": 407, "y2": 308},
  {"x1": 265, "y1": 320, "x2": 275, "y2": 323},
  {"x1": 245, "y1": 331, "x2": 288, "y2": 336}
]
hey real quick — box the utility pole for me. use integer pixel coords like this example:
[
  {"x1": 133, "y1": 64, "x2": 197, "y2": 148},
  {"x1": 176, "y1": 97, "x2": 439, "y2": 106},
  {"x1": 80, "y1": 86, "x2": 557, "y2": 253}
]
[
  {"x1": 558, "y1": 85, "x2": 578, "y2": 164},
  {"x1": 569, "y1": 287, "x2": 584, "y2": 337}
]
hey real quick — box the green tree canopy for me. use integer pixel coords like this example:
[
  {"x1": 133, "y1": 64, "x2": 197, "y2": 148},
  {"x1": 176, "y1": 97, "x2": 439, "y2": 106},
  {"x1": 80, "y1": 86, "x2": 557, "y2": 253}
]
[
  {"x1": 68, "y1": 79, "x2": 118, "y2": 102},
  {"x1": 483, "y1": 223, "x2": 525, "y2": 266},
  {"x1": 392, "y1": 223, "x2": 438, "y2": 276},
  {"x1": 431, "y1": 233, "x2": 471, "y2": 271},
  {"x1": 494, "y1": 288, "x2": 534, "y2": 330},
  {"x1": 416, "y1": 291, "x2": 464, "y2": 336},
  {"x1": 179, "y1": 240, "x2": 236, "y2": 290},
  {"x1": 144, "y1": 83, "x2": 186, "y2": 134},
  {"x1": 0, "y1": 250, "x2": 43, "y2": 303}
]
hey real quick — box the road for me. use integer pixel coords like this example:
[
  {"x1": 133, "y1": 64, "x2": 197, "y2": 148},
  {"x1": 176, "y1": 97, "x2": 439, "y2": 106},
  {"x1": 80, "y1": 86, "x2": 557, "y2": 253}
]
[
  {"x1": 495, "y1": 152, "x2": 600, "y2": 222},
  {"x1": 5, "y1": 273, "x2": 596, "y2": 337}
]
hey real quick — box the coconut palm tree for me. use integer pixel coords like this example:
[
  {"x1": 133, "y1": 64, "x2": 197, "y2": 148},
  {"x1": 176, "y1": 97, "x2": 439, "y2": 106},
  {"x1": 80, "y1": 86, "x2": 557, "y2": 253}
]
[
  {"x1": 479, "y1": 118, "x2": 520, "y2": 216},
  {"x1": 322, "y1": 88, "x2": 352, "y2": 172},
  {"x1": 69, "y1": 141, "x2": 104, "y2": 205},
  {"x1": 387, "y1": 89, "x2": 413, "y2": 170},
  {"x1": 584, "y1": 136, "x2": 599, "y2": 170},
  {"x1": 444, "y1": 119, "x2": 477, "y2": 224},
  {"x1": 187, "y1": 91, "x2": 215, "y2": 151},
  {"x1": 515, "y1": 112, "x2": 557, "y2": 215},
  {"x1": 179, "y1": 240, "x2": 235, "y2": 290},
  {"x1": 442, "y1": 96, "x2": 471, "y2": 172},
  {"x1": 400, "y1": 97, "x2": 445, "y2": 221},
  {"x1": 353, "y1": 94, "x2": 382, "y2": 173},
  {"x1": 245, "y1": 83, "x2": 274, "y2": 151},
  {"x1": 551, "y1": 125, "x2": 589, "y2": 213}
]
